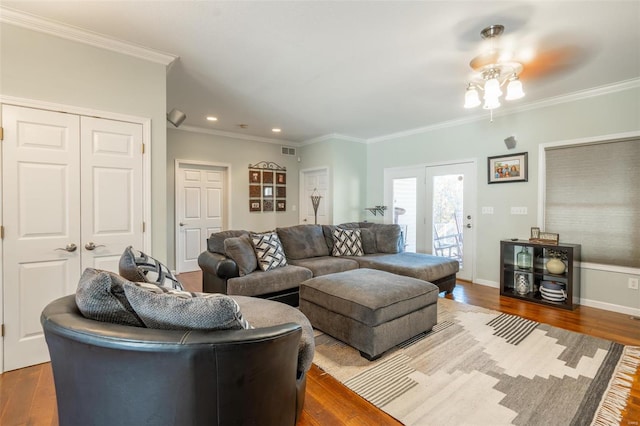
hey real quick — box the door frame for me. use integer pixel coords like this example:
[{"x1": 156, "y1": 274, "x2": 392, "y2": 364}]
[
  {"x1": 174, "y1": 159, "x2": 232, "y2": 272},
  {"x1": 0, "y1": 95, "x2": 152, "y2": 372},
  {"x1": 299, "y1": 166, "x2": 331, "y2": 225}
]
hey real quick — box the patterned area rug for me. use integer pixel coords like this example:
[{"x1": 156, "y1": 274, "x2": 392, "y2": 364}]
[{"x1": 312, "y1": 298, "x2": 640, "y2": 426}]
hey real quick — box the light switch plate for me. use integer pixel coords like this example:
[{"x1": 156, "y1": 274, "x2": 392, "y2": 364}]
[
  {"x1": 511, "y1": 207, "x2": 528, "y2": 215},
  {"x1": 482, "y1": 207, "x2": 494, "y2": 214}
]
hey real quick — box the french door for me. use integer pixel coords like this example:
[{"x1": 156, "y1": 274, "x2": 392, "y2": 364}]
[
  {"x1": 2, "y1": 105, "x2": 144, "y2": 371},
  {"x1": 385, "y1": 161, "x2": 476, "y2": 281},
  {"x1": 426, "y1": 162, "x2": 476, "y2": 281}
]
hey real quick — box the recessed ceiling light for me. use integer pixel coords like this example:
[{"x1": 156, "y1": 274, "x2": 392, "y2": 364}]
[
  {"x1": 206, "y1": 116, "x2": 218, "y2": 122},
  {"x1": 272, "y1": 128, "x2": 282, "y2": 133}
]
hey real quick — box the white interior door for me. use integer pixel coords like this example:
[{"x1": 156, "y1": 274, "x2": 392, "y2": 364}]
[
  {"x1": 2, "y1": 105, "x2": 146, "y2": 372},
  {"x1": 80, "y1": 117, "x2": 144, "y2": 273},
  {"x1": 425, "y1": 162, "x2": 476, "y2": 281},
  {"x1": 2, "y1": 105, "x2": 81, "y2": 371},
  {"x1": 176, "y1": 163, "x2": 226, "y2": 272},
  {"x1": 300, "y1": 168, "x2": 330, "y2": 225}
]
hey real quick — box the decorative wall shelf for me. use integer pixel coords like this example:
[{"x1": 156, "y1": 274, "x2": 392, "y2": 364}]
[{"x1": 365, "y1": 206, "x2": 387, "y2": 216}]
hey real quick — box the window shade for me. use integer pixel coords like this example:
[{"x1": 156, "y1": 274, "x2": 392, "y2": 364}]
[{"x1": 544, "y1": 138, "x2": 640, "y2": 267}]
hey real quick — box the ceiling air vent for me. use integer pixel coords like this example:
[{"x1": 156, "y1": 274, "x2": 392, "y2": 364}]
[{"x1": 281, "y1": 146, "x2": 296, "y2": 156}]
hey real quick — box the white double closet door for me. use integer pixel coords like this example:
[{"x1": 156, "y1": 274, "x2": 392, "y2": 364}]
[{"x1": 2, "y1": 105, "x2": 144, "y2": 371}]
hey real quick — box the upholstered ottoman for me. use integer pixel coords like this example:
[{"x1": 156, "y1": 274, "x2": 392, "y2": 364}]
[{"x1": 299, "y1": 268, "x2": 439, "y2": 360}]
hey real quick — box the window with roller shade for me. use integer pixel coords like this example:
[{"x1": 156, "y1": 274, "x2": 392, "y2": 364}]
[{"x1": 544, "y1": 138, "x2": 640, "y2": 268}]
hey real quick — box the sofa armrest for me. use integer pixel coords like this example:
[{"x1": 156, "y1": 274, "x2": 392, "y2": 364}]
[
  {"x1": 198, "y1": 251, "x2": 239, "y2": 279},
  {"x1": 198, "y1": 251, "x2": 240, "y2": 294}
]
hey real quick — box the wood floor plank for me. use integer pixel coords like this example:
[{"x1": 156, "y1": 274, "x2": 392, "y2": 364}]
[{"x1": 1, "y1": 272, "x2": 637, "y2": 425}]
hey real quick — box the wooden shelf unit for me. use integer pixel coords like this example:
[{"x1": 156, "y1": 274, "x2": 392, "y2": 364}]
[{"x1": 500, "y1": 239, "x2": 581, "y2": 310}]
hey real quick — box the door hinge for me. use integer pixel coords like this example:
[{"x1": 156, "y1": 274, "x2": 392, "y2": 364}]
[
  {"x1": 1, "y1": 324, "x2": 4, "y2": 337},
  {"x1": 0, "y1": 126, "x2": 4, "y2": 141},
  {"x1": 0, "y1": 225, "x2": 4, "y2": 239},
  {"x1": 142, "y1": 143, "x2": 145, "y2": 154},
  {"x1": 142, "y1": 222, "x2": 146, "y2": 233}
]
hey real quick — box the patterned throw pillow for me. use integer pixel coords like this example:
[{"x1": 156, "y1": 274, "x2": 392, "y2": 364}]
[
  {"x1": 332, "y1": 228, "x2": 364, "y2": 256},
  {"x1": 123, "y1": 281, "x2": 251, "y2": 330},
  {"x1": 119, "y1": 246, "x2": 184, "y2": 290},
  {"x1": 251, "y1": 231, "x2": 288, "y2": 271}
]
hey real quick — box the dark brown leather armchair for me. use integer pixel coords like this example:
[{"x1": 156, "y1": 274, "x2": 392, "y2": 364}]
[{"x1": 41, "y1": 295, "x2": 307, "y2": 426}]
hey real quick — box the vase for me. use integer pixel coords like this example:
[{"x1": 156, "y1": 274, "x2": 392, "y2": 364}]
[
  {"x1": 516, "y1": 273, "x2": 530, "y2": 295},
  {"x1": 546, "y1": 258, "x2": 566, "y2": 274},
  {"x1": 517, "y1": 247, "x2": 532, "y2": 269}
]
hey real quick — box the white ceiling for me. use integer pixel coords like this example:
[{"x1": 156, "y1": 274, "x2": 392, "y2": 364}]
[{"x1": 2, "y1": 1, "x2": 639, "y2": 143}]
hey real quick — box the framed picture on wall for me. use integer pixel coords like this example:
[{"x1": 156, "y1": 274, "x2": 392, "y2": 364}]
[
  {"x1": 249, "y1": 170, "x2": 261, "y2": 183},
  {"x1": 488, "y1": 152, "x2": 528, "y2": 184},
  {"x1": 276, "y1": 200, "x2": 286, "y2": 211},
  {"x1": 276, "y1": 172, "x2": 286, "y2": 184},
  {"x1": 249, "y1": 200, "x2": 261, "y2": 212}
]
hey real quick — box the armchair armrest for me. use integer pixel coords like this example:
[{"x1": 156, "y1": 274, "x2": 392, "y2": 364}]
[{"x1": 198, "y1": 250, "x2": 240, "y2": 294}]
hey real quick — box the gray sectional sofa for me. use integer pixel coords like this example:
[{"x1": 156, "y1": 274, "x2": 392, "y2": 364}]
[{"x1": 198, "y1": 222, "x2": 459, "y2": 306}]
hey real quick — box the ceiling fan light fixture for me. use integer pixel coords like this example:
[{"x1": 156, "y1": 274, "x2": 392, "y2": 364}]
[
  {"x1": 464, "y1": 85, "x2": 481, "y2": 108},
  {"x1": 463, "y1": 25, "x2": 525, "y2": 116},
  {"x1": 483, "y1": 96, "x2": 501, "y2": 110},
  {"x1": 483, "y1": 77, "x2": 502, "y2": 99},
  {"x1": 505, "y1": 76, "x2": 525, "y2": 100}
]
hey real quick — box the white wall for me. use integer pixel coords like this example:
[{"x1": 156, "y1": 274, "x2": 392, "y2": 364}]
[
  {"x1": 366, "y1": 84, "x2": 640, "y2": 313},
  {"x1": 299, "y1": 137, "x2": 368, "y2": 224},
  {"x1": 167, "y1": 128, "x2": 302, "y2": 269},
  {"x1": 0, "y1": 23, "x2": 169, "y2": 260}
]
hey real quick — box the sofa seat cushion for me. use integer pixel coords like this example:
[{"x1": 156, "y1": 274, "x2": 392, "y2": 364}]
[
  {"x1": 288, "y1": 256, "x2": 358, "y2": 277},
  {"x1": 227, "y1": 265, "x2": 312, "y2": 297},
  {"x1": 277, "y1": 225, "x2": 329, "y2": 260},
  {"x1": 233, "y1": 295, "x2": 315, "y2": 375},
  {"x1": 350, "y1": 252, "x2": 459, "y2": 283},
  {"x1": 300, "y1": 268, "x2": 439, "y2": 327}
]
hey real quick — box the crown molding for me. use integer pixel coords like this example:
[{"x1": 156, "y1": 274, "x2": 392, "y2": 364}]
[
  {"x1": 368, "y1": 78, "x2": 640, "y2": 144},
  {"x1": 174, "y1": 124, "x2": 299, "y2": 146},
  {"x1": 0, "y1": 6, "x2": 178, "y2": 66},
  {"x1": 301, "y1": 133, "x2": 368, "y2": 146}
]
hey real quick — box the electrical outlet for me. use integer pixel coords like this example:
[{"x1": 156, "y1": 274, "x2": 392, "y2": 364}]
[{"x1": 629, "y1": 278, "x2": 639, "y2": 290}]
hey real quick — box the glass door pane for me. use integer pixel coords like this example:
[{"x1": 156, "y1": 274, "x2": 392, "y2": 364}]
[
  {"x1": 392, "y1": 177, "x2": 417, "y2": 252},
  {"x1": 432, "y1": 174, "x2": 464, "y2": 267}
]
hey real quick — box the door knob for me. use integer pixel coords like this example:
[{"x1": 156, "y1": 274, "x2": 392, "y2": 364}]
[
  {"x1": 85, "y1": 242, "x2": 105, "y2": 251},
  {"x1": 466, "y1": 224, "x2": 472, "y2": 229},
  {"x1": 179, "y1": 222, "x2": 185, "y2": 226},
  {"x1": 55, "y1": 243, "x2": 77, "y2": 252}
]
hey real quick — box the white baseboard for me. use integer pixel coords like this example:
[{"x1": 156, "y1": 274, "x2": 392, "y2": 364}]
[
  {"x1": 579, "y1": 297, "x2": 640, "y2": 318},
  {"x1": 467, "y1": 279, "x2": 639, "y2": 317},
  {"x1": 472, "y1": 279, "x2": 499, "y2": 288}
]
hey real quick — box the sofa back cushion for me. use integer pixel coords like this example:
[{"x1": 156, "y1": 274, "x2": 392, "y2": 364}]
[
  {"x1": 224, "y1": 234, "x2": 257, "y2": 276},
  {"x1": 207, "y1": 230, "x2": 249, "y2": 254},
  {"x1": 276, "y1": 225, "x2": 329, "y2": 260},
  {"x1": 370, "y1": 223, "x2": 404, "y2": 253}
]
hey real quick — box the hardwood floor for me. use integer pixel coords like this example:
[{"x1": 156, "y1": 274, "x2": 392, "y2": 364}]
[{"x1": 1, "y1": 273, "x2": 638, "y2": 425}]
